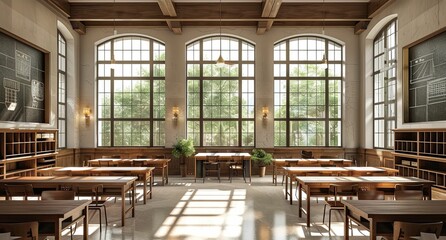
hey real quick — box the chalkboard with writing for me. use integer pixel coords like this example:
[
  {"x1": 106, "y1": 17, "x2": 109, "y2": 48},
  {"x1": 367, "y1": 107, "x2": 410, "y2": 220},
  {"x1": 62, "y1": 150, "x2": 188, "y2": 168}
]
[
  {"x1": 408, "y1": 30, "x2": 446, "y2": 122},
  {"x1": 0, "y1": 30, "x2": 47, "y2": 123}
]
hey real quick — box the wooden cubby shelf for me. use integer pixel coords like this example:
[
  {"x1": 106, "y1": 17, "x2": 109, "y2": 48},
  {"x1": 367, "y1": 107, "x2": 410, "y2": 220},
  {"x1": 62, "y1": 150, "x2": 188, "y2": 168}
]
[
  {"x1": 393, "y1": 129, "x2": 446, "y2": 189},
  {"x1": 0, "y1": 129, "x2": 58, "y2": 179}
]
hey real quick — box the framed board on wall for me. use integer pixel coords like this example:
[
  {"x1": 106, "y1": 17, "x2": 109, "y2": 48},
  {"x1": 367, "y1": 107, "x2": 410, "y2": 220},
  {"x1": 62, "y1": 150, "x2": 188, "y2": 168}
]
[
  {"x1": 403, "y1": 27, "x2": 446, "y2": 123},
  {"x1": 0, "y1": 28, "x2": 49, "y2": 123}
]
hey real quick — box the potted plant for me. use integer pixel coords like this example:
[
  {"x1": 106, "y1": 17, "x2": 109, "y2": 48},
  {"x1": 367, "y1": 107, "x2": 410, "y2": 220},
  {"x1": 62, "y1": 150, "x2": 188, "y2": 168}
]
[
  {"x1": 172, "y1": 138, "x2": 195, "y2": 177},
  {"x1": 251, "y1": 148, "x2": 273, "y2": 177}
]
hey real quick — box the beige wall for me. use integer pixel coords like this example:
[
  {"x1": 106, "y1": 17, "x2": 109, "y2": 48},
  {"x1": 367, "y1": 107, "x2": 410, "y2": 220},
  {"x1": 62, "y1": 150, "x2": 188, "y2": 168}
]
[
  {"x1": 79, "y1": 26, "x2": 360, "y2": 148},
  {"x1": 359, "y1": 0, "x2": 446, "y2": 148},
  {"x1": 0, "y1": 0, "x2": 80, "y2": 147}
]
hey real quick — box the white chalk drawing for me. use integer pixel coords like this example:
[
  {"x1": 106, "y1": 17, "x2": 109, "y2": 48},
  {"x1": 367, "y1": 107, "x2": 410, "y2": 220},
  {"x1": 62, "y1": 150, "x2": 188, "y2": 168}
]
[
  {"x1": 428, "y1": 78, "x2": 446, "y2": 104},
  {"x1": 15, "y1": 50, "x2": 31, "y2": 81},
  {"x1": 3, "y1": 78, "x2": 20, "y2": 109},
  {"x1": 409, "y1": 53, "x2": 434, "y2": 84}
]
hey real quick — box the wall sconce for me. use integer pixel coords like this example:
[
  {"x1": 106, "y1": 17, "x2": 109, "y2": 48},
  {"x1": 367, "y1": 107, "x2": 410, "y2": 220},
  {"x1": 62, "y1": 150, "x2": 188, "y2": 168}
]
[
  {"x1": 172, "y1": 107, "x2": 179, "y2": 121},
  {"x1": 83, "y1": 107, "x2": 91, "y2": 120},
  {"x1": 262, "y1": 107, "x2": 269, "y2": 120}
]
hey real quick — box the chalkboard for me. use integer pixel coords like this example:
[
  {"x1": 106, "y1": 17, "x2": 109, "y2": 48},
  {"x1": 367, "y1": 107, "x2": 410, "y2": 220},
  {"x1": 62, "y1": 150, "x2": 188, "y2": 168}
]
[
  {"x1": 407, "y1": 29, "x2": 446, "y2": 122},
  {"x1": 0, "y1": 29, "x2": 48, "y2": 123}
]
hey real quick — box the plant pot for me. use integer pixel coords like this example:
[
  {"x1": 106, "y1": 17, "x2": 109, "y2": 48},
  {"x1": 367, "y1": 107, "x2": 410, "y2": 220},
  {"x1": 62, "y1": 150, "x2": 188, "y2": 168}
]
[
  {"x1": 180, "y1": 164, "x2": 187, "y2": 177},
  {"x1": 259, "y1": 166, "x2": 266, "y2": 177}
]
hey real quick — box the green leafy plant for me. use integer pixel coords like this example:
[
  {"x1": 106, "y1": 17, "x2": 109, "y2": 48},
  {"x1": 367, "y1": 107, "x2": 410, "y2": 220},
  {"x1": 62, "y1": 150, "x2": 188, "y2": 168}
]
[
  {"x1": 251, "y1": 148, "x2": 273, "y2": 167},
  {"x1": 172, "y1": 138, "x2": 195, "y2": 164}
]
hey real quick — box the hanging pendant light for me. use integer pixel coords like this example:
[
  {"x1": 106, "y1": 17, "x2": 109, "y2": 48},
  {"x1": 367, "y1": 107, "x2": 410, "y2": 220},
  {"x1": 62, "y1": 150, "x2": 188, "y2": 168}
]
[{"x1": 215, "y1": 0, "x2": 225, "y2": 67}]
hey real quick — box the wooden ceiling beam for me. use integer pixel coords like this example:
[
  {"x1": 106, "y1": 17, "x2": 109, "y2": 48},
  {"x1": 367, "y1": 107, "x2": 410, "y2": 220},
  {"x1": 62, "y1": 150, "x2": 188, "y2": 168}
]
[
  {"x1": 368, "y1": 0, "x2": 394, "y2": 18},
  {"x1": 70, "y1": 21, "x2": 86, "y2": 35},
  {"x1": 158, "y1": 0, "x2": 177, "y2": 17},
  {"x1": 43, "y1": 0, "x2": 70, "y2": 17},
  {"x1": 354, "y1": 21, "x2": 369, "y2": 35},
  {"x1": 258, "y1": 0, "x2": 282, "y2": 34},
  {"x1": 167, "y1": 21, "x2": 182, "y2": 34}
]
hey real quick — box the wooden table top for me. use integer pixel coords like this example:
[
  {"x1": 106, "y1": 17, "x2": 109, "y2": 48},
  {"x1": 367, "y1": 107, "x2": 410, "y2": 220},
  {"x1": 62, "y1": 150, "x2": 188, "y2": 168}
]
[
  {"x1": 283, "y1": 166, "x2": 385, "y2": 173},
  {"x1": 0, "y1": 200, "x2": 91, "y2": 218},
  {"x1": 343, "y1": 200, "x2": 446, "y2": 217},
  {"x1": 195, "y1": 152, "x2": 251, "y2": 157},
  {"x1": 274, "y1": 158, "x2": 353, "y2": 163},
  {"x1": 0, "y1": 176, "x2": 138, "y2": 185},
  {"x1": 296, "y1": 176, "x2": 434, "y2": 184}
]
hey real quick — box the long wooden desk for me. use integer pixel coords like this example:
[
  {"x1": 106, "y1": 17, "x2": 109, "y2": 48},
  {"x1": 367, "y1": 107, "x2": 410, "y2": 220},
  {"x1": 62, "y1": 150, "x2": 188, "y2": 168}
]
[
  {"x1": 194, "y1": 153, "x2": 251, "y2": 182},
  {"x1": 87, "y1": 158, "x2": 170, "y2": 185},
  {"x1": 0, "y1": 176, "x2": 136, "y2": 226},
  {"x1": 343, "y1": 200, "x2": 446, "y2": 240},
  {"x1": 50, "y1": 167, "x2": 154, "y2": 204},
  {"x1": 284, "y1": 166, "x2": 390, "y2": 204},
  {"x1": 0, "y1": 200, "x2": 90, "y2": 240},
  {"x1": 295, "y1": 176, "x2": 434, "y2": 227},
  {"x1": 273, "y1": 158, "x2": 353, "y2": 185}
]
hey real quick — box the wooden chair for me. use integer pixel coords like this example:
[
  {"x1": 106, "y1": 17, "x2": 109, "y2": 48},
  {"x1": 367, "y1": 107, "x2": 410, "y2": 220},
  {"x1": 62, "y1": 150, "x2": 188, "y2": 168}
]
[
  {"x1": 41, "y1": 191, "x2": 77, "y2": 240},
  {"x1": 394, "y1": 190, "x2": 424, "y2": 200},
  {"x1": 4, "y1": 184, "x2": 34, "y2": 200},
  {"x1": 0, "y1": 222, "x2": 38, "y2": 240},
  {"x1": 228, "y1": 156, "x2": 246, "y2": 183},
  {"x1": 393, "y1": 221, "x2": 443, "y2": 240},
  {"x1": 301, "y1": 150, "x2": 313, "y2": 159},
  {"x1": 203, "y1": 155, "x2": 221, "y2": 183},
  {"x1": 323, "y1": 184, "x2": 358, "y2": 231},
  {"x1": 357, "y1": 190, "x2": 385, "y2": 200},
  {"x1": 74, "y1": 185, "x2": 108, "y2": 231}
]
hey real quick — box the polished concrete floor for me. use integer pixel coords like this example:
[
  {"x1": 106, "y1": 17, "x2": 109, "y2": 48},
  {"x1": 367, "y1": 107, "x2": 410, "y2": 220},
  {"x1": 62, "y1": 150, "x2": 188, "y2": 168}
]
[{"x1": 63, "y1": 175, "x2": 377, "y2": 240}]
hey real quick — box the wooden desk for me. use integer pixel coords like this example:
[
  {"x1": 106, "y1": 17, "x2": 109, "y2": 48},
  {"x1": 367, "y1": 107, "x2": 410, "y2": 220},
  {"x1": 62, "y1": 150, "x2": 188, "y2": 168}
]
[
  {"x1": 0, "y1": 176, "x2": 136, "y2": 226},
  {"x1": 88, "y1": 158, "x2": 170, "y2": 186},
  {"x1": 194, "y1": 153, "x2": 251, "y2": 182},
  {"x1": 284, "y1": 167, "x2": 388, "y2": 204},
  {"x1": 273, "y1": 158, "x2": 353, "y2": 185},
  {"x1": 52, "y1": 167, "x2": 154, "y2": 204},
  {"x1": 343, "y1": 200, "x2": 446, "y2": 240},
  {"x1": 127, "y1": 159, "x2": 170, "y2": 186},
  {"x1": 295, "y1": 176, "x2": 434, "y2": 227},
  {"x1": 0, "y1": 200, "x2": 90, "y2": 240}
]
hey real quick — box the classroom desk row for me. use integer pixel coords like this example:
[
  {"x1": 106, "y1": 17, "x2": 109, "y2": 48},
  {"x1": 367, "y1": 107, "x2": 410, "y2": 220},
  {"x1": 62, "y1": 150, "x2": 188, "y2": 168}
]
[
  {"x1": 0, "y1": 175, "x2": 138, "y2": 239},
  {"x1": 87, "y1": 158, "x2": 170, "y2": 185}
]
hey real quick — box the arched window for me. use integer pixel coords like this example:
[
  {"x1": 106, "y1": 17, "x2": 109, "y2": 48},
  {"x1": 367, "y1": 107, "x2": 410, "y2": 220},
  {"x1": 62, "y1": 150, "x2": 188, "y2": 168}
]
[
  {"x1": 186, "y1": 36, "x2": 255, "y2": 146},
  {"x1": 373, "y1": 20, "x2": 397, "y2": 149},
  {"x1": 96, "y1": 36, "x2": 165, "y2": 147},
  {"x1": 274, "y1": 36, "x2": 342, "y2": 147},
  {"x1": 57, "y1": 31, "x2": 67, "y2": 148}
]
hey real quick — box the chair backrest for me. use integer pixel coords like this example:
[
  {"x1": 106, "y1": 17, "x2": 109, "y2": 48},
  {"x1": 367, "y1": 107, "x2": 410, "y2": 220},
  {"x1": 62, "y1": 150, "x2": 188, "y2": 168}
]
[
  {"x1": 41, "y1": 190, "x2": 76, "y2": 200},
  {"x1": 4, "y1": 184, "x2": 34, "y2": 200},
  {"x1": 329, "y1": 184, "x2": 358, "y2": 198},
  {"x1": 0, "y1": 221, "x2": 38, "y2": 240},
  {"x1": 301, "y1": 150, "x2": 313, "y2": 159},
  {"x1": 98, "y1": 160, "x2": 112, "y2": 167},
  {"x1": 91, "y1": 184, "x2": 104, "y2": 206},
  {"x1": 394, "y1": 190, "x2": 424, "y2": 200},
  {"x1": 393, "y1": 221, "x2": 443, "y2": 240},
  {"x1": 133, "y1": 160, "x2": 146, "y2": 167},
  {"x1": 357, "y1": 190, "x2": 385, "y2": 200}
]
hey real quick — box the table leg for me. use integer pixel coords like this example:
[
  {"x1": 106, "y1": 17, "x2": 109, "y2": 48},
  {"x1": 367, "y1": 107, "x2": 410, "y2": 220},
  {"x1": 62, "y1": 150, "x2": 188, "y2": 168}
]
[
  {"x1": 166, "y1": 164, "x2": 169, "y2": 184},
  {"x1": 369, "y1": 220, "x2": 376, "y2": 240},
  {"x1": 83, "y1": 206, "x2": 89, "y2": 240},
  {"x1": 161, "y1": 165, "x2": 165, "y2": 186},
  {"x1": 298, "y1": 183, "x2": 302, "y2": 218},
  {"x1": 344, "y1": 206, "x2": 349, "y2": 240},
  {"x1": 306, "y1": 190, "x2": 311, "y2": 227},
  {"x1": 121, "y1": 186, "x2": 125, "y2": 226},
  {"x1": 143, "y1": 174, "x2": 147, "y2": 204},
  {"x1": 285, "y1": 173, "x2": 289, "y2": 200},
  {"x1": 149, "y1": 171, "x2": 153, "y2": 199},
  {"x1": 289, "y1": 174, "x2": 293, "y2": 205},
  {"x1": 55, "y1": 220, "x2": 61, "y2": 240},
  {"x1": 132, "y1": 181, "x2": 135, "y2": 217},
  {"x1": 273, "y1": 164, "x2": 277, "y2": 186}
]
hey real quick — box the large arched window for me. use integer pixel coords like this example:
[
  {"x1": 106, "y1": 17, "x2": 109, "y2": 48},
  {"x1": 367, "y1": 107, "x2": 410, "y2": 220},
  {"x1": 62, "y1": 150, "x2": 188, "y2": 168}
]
[
  {"x1": 373, "y1": 20, "x2": 397, "y2": 149},
  {"x1": 274, "y1": 36, "x2": 343, "y2": 147},
  {"x1": 96, "y1": 36, "x2": 165, "y2": 147},
  {"x1": 186, "y1": 36, "x2": 255, "y2": 147},
  {"x1": 57, "y1": 31, "x2": 67, "y2": 148}
]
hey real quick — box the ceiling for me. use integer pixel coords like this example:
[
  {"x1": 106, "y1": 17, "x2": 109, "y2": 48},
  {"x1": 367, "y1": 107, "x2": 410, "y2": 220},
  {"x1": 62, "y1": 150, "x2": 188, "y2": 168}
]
[{"x1": 43, "y1": 0, "x2": 394, "y2": 35}]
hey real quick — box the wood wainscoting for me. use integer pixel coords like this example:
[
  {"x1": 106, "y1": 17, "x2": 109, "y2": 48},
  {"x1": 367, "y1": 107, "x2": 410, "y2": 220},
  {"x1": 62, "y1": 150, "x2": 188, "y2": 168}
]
[
  {"x1": 52, "y1": 147, "x2": 361, "y2": 176},
  {"x1": 357, "y1": 148, "x2": 394, "y2": 167}
]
